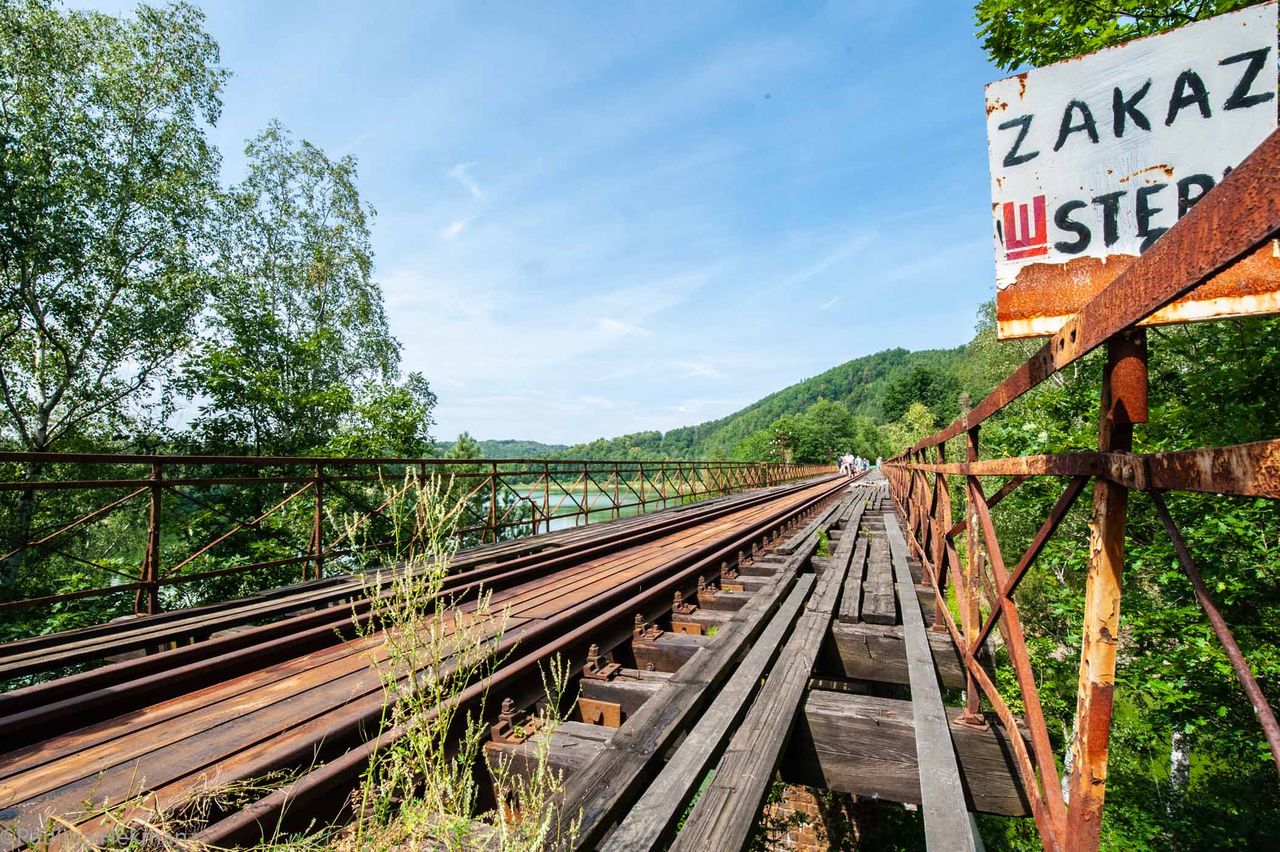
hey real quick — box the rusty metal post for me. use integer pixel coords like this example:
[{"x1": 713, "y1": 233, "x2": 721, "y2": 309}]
[
  {"x1": 929, "y1": 445, "x2": 948, "y2": 632},
  {"x1": 1066, "y1": 329, "x2": 1147, "y2": 849},
  {"x1": 582, "y1": 462, "x2": 590, "y2": 527},
  {"x1": 309, "y1": 462, "x2": 325, "y2": 581},
  {"x1": 962, "y1": 426, "x2": 985, "y2": 720},
  {"x1": 613, "y1": 461, "x2": 620, "y2": 519},
  {"x1": 489, "y1": 462, "x2": 499, "y2": 542},
  {"x1": 137, "y1": 462, "x2": 162, "y2": 615},
  {"x1": 544, "y1": 462, "x2": 550, "y2": 535},
  {"x1": 416, "y1": 461, "x2": 428, "y2": 537}
]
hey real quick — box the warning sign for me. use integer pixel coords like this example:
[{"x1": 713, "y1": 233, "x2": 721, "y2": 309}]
[{"x1": 986, "y1": 2, "x2": 1280, "y2": 339}]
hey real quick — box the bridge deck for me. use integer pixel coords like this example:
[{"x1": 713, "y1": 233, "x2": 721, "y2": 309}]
[
  {"x1": 0, "y1": 472, "x2": 1033, "y2": 850},
  {"x1": 525, "y1": 474, "x2": 1028, "y2": 849},
  {"x1": 0, "y1": 477, "x2": 840, "y2": 849}
]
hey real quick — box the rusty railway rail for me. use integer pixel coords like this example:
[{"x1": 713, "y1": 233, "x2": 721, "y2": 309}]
[
  {"x1": 0, "y1": 452, "x2": 826, "y2": 623},
  {"x1": 0, "y1": 473, "x2": 848, "y2": 849},
  {"x1": 884, "y1": 126, "x2": 1280, "y2": 851}
]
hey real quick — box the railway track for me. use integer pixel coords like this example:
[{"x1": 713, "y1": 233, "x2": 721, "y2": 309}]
[{"x1": 0, "y1": 473, "x2": 849, "y2": 849}]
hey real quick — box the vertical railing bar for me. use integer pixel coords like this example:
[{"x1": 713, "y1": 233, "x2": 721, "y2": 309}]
[
  {"x1": 311, "y1": 462, "x2": 325, "y2": 580},
  {"x1": 137, "y1": 461, "x2": 162, "y2": 616},
  {"x1": 489, "y1": 462, "x2": 498, "y2": 543}
]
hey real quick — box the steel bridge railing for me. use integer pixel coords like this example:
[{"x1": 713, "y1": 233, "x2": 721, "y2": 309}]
[
  {"x1": 884, "y1": 127, "x2": 1280, "y2": 851},
  {"x1": 0, "y1": 452, "x2": 829, "y2": 621}
]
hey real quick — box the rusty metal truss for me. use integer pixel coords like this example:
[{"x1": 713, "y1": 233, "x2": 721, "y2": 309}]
[{"x1": 884, "y1": 127, "x2": 1280, "y2": 851}]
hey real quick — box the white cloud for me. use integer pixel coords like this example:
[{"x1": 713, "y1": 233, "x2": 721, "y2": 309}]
[
  {"x1": 448, "y1": 162, "x2": 484, "y2": 199},
  {"x1": 819, "y1": 295, "x2": 841, "y2": 310},
  {"x1": 679, "y1": 361, "x2": 723, "y2": 379},
  {"x1": 594, "y1": 317, "x2": 653, "y2": 340},
  {"x1": 441, "y1": 217, "x2": 473, "y2": 239}
]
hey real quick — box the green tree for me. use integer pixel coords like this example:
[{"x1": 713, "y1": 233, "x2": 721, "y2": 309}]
[
  {"x1": 325, "y1": 374, "x2": 437, "y2": 458},
  {"x1": 767, "y1": 414, "x2": 805, "y2": 464},
  {"x1": 729, "y1": 430, "x2": 777, "y2": 462},
  {"x1": 0, "y1": 0, "x2": 226, "y2": 587},
  {"x1": 447, "y1": 432, "x2": 483, "y2": 460},
  {"x1": 975, "y1": 0, "x2": 1264, "y2": 70},
  {"x1": 878, "y1": 402, "x2": 937, "y2": 455},
  {"x1": 181, "y1": 122, "x2": 408, "y2": 456},
  {"x1": 881, "y1": 364, "x2": 961, "y2": 424}
]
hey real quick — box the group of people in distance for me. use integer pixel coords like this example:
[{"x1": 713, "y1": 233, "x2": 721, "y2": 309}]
[{"x1": 838, "y1": 453, "x2": 879, "y2": 476}]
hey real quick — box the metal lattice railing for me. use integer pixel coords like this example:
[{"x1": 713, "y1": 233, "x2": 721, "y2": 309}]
[
  {"x1": 0, "y1": 451, "x2": 829, "y2": 621},
  {"x1": 884, "y1": 128, "x2": 1280, "y2": 851}
]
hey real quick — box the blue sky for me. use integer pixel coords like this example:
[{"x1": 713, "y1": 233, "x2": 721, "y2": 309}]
[{"x1": 84, "y1": 0, "x2": 1005, "y2": 444}]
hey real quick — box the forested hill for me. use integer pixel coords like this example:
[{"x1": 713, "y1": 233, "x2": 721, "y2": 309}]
[
  {"x1": 435, "y1": 438, "x2": 568, "y2": 458},
  {"x1": 563, "y1": 346, "x2": 965, "y2": 460}
]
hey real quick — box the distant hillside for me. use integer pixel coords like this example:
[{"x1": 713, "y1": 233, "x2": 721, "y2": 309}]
[
  {"x1": 564, "y1": 346, "x2": 965, "y2": 460},
  {"x1": 435, "y1": 438, "x2": 569, "y2": 458}
]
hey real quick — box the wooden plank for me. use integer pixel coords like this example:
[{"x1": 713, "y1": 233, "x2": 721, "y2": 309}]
[
  {"x1": 599, "y1": 575, "x2": 815, "y2": 850},
  {"x1": 885, "y1": 513, "x2": 980, "y2": 852},
  {"x1": 557, "y1": 530, "x2": 828, "y2": 847},
  {"x1": 837, "y1": 537, "x2": 869, "y2": 624},
  {"x1": 824, "y1": 622, "x2": 966, "y2": 689},
  {"x1": 781, "y1": 690, "x2": 1032, "y2": 817},
  {"x1": 723, "y1": 575, "x2": 770, "y2": 593},
  {"x1": 675, "y1": 610, "x2": 731, "y2": 634},
  {"x1": 736, "y1": 556, "x2": 785, "y2": 577},
  {"x1": 694, "y1": 590, "x2": 747, "y2": 613},
  {"x1": 668, "y1": 512, "x2": 855, "y2": 851},
  {"x1": 775, "y1": 497, "x2": 846, "y2": 555},
  {"x1": 861, "y1": 530, "x2": 897, "y2": 625}
]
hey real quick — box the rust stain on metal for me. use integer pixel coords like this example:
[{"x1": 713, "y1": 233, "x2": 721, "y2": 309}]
[
  {"x1": 579, "y1": 697, "x2": 622, "y2": 728},
  {"x1": 1147, "y1": 440, "x2": 1280, "y2": 499},
  {"x1": 1117, "y1": 163, "x2": 1175, "y2": 183},
  {"x1": 998, "y1": 241, "x2": 1280, "y2": 339}
]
